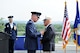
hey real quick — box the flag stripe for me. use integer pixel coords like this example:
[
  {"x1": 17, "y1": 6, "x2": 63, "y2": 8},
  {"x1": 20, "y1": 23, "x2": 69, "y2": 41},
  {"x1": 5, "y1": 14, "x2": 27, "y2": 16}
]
[
  {"x1": 64, "y1": 19, "x2": 70, "y2": 40},
  {"x1": 62, "y1": 18, "x2": 68, "y2": 39}
]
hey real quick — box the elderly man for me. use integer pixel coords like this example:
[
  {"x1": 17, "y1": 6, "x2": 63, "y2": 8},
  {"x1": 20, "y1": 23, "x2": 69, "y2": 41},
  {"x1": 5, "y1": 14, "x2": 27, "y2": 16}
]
[{"x1": 41, "y1": 17, "x2": 56, "y2": 53}]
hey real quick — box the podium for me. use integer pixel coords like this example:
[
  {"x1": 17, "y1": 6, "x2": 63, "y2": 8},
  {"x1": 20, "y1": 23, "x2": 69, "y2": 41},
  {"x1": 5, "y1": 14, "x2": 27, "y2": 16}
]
[{"x1": 0, "y1": 32, "x2": 10, "y2": 53}]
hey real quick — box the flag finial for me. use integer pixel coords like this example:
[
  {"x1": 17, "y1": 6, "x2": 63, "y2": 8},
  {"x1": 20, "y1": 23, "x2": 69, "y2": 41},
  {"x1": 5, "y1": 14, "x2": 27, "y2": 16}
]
[
  {"x1": 76, "y1": 0, "x2": 78, "y2": 2},
  {"x1": 65, "y1": 1, "x2": 66, "y2": 6},
  {"x1": 65, "y1": 1, "x2": 66, "y2": 5}
]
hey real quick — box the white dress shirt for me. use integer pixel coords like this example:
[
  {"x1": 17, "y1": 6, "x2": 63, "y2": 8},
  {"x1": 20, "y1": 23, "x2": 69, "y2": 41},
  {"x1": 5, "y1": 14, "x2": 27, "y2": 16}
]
[{"x1": 10, "y1": 23, "x2": 13, "y2": 29}]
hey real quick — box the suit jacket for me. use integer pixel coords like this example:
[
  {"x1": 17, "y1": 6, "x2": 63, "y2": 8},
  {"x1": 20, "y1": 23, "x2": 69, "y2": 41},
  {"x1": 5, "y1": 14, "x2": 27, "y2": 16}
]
[
  {"x1": 42, "y1": 24, "x2": 55, "y2": 51},
  {"x1": 24, "y1": 20, "x2": 41, "y2": 50},
  {"x1": 4, "y1": 23, "x2": 17, "y2": 40}
]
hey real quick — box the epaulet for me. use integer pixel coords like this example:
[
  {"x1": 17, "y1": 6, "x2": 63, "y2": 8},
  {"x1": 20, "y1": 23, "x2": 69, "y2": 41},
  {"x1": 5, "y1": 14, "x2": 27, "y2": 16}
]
[
  {"x1": 27, "y1": 20, "x2": 33, "y2": 24},
  {"x1": 5, "y1": 23, "x2": 9, "y2": 25},
  {"x1": 13, "y1": 23, "x2": 16, "y2": 25},
  {"x1": 5, "y1": 23, "x2": 9, "y2": 26}
]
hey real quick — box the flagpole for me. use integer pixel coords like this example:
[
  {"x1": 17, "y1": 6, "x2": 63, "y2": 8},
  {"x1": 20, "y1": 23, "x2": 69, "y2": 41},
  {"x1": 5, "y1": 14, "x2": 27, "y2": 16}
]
[
  {"x1": 74, "y1": 28, "x2": 78, "y2": 53},
  {"x1": 75, "y1": 0, "x2": 78, "y2": 52},
  {"x1": 64, "y1": 1, "x2": 66, "y2": 53},
  {"x1": 64, "y1": 47, "x2": 66, "y2": 53},
  {"x1": 76, "y1": 34, "x2": 78, "y2": 53},
  {"x1": 76, "y1": 28, "x2": 78, "y2": 53},
  {"x1": 76, "y1": 0, "x2": 78, "y2": 53}
]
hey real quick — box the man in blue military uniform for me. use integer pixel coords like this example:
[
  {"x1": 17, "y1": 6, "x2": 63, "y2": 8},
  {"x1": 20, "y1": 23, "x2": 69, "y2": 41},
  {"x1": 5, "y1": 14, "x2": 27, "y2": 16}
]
[
  {"x1": 4, "y1": 16, "x2": 17, "y2": 53},
  {"x1": 24, "y1": 12, "x2": 44, "y2": 53}
]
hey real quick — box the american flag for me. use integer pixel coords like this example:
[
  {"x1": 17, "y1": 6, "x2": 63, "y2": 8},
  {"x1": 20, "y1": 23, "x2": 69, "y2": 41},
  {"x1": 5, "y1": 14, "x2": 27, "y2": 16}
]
[{"x1": 62, "y1": 2, "x2": 71, "y2": 49}]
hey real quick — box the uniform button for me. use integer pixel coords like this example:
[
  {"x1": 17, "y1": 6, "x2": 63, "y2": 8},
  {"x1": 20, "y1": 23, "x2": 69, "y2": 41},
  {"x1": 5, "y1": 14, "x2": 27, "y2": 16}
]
[{"x1": 10, "y1": 32, "x2": 12, "y2": 33}]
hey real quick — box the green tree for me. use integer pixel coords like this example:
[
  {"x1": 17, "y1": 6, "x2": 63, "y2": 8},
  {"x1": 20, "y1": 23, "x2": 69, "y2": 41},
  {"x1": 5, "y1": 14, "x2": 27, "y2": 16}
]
[{"x1": 0, "y1": 17, "x2": 4, "y2": 32}]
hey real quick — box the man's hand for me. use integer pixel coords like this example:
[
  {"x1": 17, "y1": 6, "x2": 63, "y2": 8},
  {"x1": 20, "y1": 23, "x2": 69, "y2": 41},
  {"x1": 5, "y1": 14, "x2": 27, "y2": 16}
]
[
  {"x1": 40, "y1": 30, "x2": 45, "y2": 35},
  {"x1": 14, "y1": 26, "x2": 17, "y2": 30},
  {"x1": 16, "y1": 38, "x2": 18, "y2": 40}
]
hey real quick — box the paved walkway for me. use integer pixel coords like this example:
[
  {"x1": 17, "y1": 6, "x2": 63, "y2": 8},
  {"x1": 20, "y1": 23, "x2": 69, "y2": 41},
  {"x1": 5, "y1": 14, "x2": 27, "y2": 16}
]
[
  {"x1": 14, "y1": 50, "x2": 80, "y2": 53},
  {"x1": 14, "y1": 45, "x2": 80, "y2": 53}
]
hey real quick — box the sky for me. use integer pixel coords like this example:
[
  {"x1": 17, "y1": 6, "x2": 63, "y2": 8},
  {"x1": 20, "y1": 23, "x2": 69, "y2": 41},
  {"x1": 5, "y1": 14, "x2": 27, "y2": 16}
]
[{"x1": 0, "y1": 0, "x2": 80, "y2": 22}]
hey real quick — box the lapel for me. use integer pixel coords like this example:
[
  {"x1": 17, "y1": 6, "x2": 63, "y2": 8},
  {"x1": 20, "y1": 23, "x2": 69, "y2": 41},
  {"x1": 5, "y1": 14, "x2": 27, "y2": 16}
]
[
  {"x1": 13, "y1": 23, "x2": 14, "y2": 29},
  {"x1": 7, "y1": 23, "x2": 11, "y2": 29},
  {"x1": 46, "y1": 24, "x2": 51, "y2": 31}
]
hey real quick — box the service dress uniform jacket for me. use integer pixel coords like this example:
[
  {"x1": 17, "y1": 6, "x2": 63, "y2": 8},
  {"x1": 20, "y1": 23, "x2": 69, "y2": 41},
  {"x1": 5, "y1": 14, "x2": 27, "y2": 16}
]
[
  {"x1": 4, "y1": 23, "x2": 17, "y2": 40},
  {"x1": 41, "y1": 24, "x2": 55, "y2": 51},
  {"x1": 24, "y1": 20, "x2": 41, "y2": 50}
]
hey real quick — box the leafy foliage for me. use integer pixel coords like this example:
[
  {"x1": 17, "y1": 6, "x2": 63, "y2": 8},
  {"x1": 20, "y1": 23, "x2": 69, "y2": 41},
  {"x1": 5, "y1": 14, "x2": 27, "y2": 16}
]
[
  {"x1": 0, "y1": 18, "x2": 4, "y2": 32},
  {"x1": 0, "y1": 22, "x2": 75, "y2": 43}
]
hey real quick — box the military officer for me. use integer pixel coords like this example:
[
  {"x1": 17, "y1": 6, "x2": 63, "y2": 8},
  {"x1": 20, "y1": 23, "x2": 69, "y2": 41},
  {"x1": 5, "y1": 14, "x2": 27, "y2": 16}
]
[
  {"x1": 24, "y1": 12, "x2": 44, "y2": 53},
  {"x1": 4, "y1": 16, "x2": 17, "y2": 53},
  {"x1": 41, "y1": 17, "x2": 56, "y2": 53}
]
